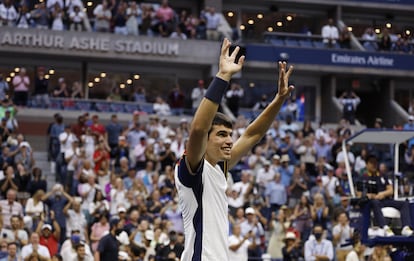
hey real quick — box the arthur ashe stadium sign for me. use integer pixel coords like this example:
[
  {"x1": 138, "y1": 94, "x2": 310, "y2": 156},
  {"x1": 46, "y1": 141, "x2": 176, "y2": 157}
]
[{"x1": 0, "y1": 30, "x2": 179, "y2": 56}]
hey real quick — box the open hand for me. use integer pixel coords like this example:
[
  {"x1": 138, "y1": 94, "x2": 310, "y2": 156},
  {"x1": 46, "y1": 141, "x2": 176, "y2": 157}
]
[
  {"x1": 276, "y1": 61, "x2": 294, "y2": 99},
  {"x1": 216, "y1": 38, "x2": 245, "y2": 82}
]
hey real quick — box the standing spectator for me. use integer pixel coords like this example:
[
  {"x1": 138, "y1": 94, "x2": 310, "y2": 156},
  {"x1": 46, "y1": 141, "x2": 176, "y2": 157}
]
[
  {"x1": 293, "y1": 194, "x2": 313, "y2": 241},
  {"x1": 153, "y1": 96, "x2": 171, "y2": 116},
  {"x1": 321, "y1": 18, "x2": 339, "y2": 48},
  {"x1": 25, "y1": 190, "x2": 45, "y2": 230},
  {"x1": 27, "y1": 167, "x2": 47, "y2": 197},
  {"x1": 93, "y1": 0, "x2": 112, "y2": 32},
  {"x1": 191, "y1": 79, "x2": 206, "y2": 113},
  {"x1": 63, "y1": 197, "x2": 88, "y2": 242},
  {"x1": 228, "y1": 224, "x2": 255, "y2": 261},
  {"x1": 16, "y1": 4, "x2": 32, "y2": 29},
  {"x1": 267, "y1": 210, "x2": 288, "y2": 259},
  {"x1": 93, "y1": 139, "x2": 110, "y2": 174},
  {"x1": 11, "y1": 68, "x2": 29, "y2": 107},
  {"x1": 204, "y1": 7, "x2": 221, "y2": 41},
  {"x1": 253, "y1": 94, "x2": 270, "y2": 112},
  {"x1": 304, "y1": 225, "x2": 334, "y2": 261},
  {"x1": 5, "y1": 242, "x2": 19, "y2": 261},
  {"x1": 288, "y1": 166, "x2": 308, "y2": 208},
  {"x1": 94, "y1": 219, "x2": 120, "y2": 261},
  {"x1": 0, "y1": 73, "x2": 9, "y2": 101},
  {"x1": 333, "y1": 212, "x2": 353, "y2": 261},
  {"x1": 33, "y1": 67, "x2": 50, "y2": 109},
  {"x1": 126, "y1": 1, "x2": 141, "y2": 36},
  {"x1": 168, "y1": 84, "x2": 185, "y2": 116},
  {"x1": 36, "y1": 213, "x2": 61, "y2": 257},
  {"x1": 69, "y1": 5, "x2": 86, "y2": 31},
  {"x1": 240, "y1": 207, "x2": 265, "y2": 260},
  {"x1": 361, "y1": 27, "x2": 378, "y2": 50},
  {"x1": 339, "y1": 91, "x2": 360, "y2": 125},
  {"x1": 0, "y1": 0, "x2": 17, "y2": 26},
  {"x1": 58, "y1": 124, "x2": 77, "y2": 187},
  {"x1": 310, "y1": 192, "x2": 330, "y2": 231},
  {"x1": 106, "y1": 114, "x2": 124, "y2": 156},
  {"x1": 21, "y1": 233, "x2": 51, "y2": 260},
  {"x1": 378, "y1": 28, "x2": 392, "y2": 51},
  {"x1": 154, "y1": 0, "x2": 175, "y2": 37},
  {"x1": 265, "y1": 173, "x2": 287, "y2": 215},
  {"x1": 339, "y1": 27, "x2": 352, "y2": 49},
  {"x1": 53, "y1": 78, "x2": 70, "y2": 98},
  {"x1": 113, "y1": 3, "x2": 128, "y2": 35},
  {"x1": 226, "y1": 82, "x2": 244, "y2": 117},
  {"x1": 90, "y1": 115, "x2": 106, "y2": 139},
  {"x1": 90, "y1": 212, "x2": 110, "y2": 252},
  {"x1": 71, "y1": 81, "x2": 84, "y2": 99},
  {"x1": 30, "y1": 2, "x2": 50, "y2": 29},
  {"x1": 51, "y1": 3, "x2": 64, "y2": 31}
]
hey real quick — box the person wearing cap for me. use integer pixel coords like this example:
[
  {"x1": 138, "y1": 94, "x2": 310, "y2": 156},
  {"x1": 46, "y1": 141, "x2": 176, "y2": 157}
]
[
  {"x1": 240, "y1": 207, "x2": 265, "y2": 259},
  {"x1": 282, "y1": 231, "x2": 302, "y2": 261},
  {"x1": 141, "y1": 230, "x2": 156, "y2": 261},
  {"x1": 321, "y1": 164, "x2": 340, "y2": 206},
  {"x1": 58, "y1": 123, "x2": 77, "y2": 185},
  {"x1": 356, "y1": 154, "x2": 413, "y2": 237},
  {"x1": 170, "y1": 132, "x2": 185, "y2": 158},
  {"x1": 191, "y1": 79, "x2": 207, "y2": 113},
  {"x1": 36, "y1": 210, "x2": 60, "y2": 257},
  {"x1": 175, "y1": 40, "x2": 294, "y2": 261},
  {"x1": 256, "y1": 159, "x2": 276, "y2": 194},
  {"x1": 118, "y1": 250, "x2": 131, "y2": 261},
  {"x1": 279, "y1": 154, "x2": 294, "y2": 187}
]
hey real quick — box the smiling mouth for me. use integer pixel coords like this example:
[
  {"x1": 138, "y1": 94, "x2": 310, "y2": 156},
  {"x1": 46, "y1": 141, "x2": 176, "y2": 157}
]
[{"x1": 222, "y1": 147, "x2": 232, "y2": 154}]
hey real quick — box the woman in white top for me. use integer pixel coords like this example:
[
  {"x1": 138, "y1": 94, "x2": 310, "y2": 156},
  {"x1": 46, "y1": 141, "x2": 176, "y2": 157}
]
[
  {"x1": 25, "y1": 189, "x2": 45, "y2": 229},
  {"x1": 51, "y1": 3, "x2": 64, "y2": 30},
  {"x1": 81, "y1": 128, "x2": 96, "y2": 163}
]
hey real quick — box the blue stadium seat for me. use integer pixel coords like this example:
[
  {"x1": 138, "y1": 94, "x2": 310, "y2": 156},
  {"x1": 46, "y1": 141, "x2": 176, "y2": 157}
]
[
  {"x1": 140, "y1": 103, "x2": 154, "y2": 114},
  {"x1": 299, "y1": 39, "x2": 313, "y2": 48},
  {"x1": 110, "y1": 103, "x2": 125, "y2": 113},
  {"x1": 49, "y1": 99, "x2": 62, "y2": 110},
  {"x1": 95, "y1": 102, "x2": 111, "y2": 112},
  {"x1": 75, "y1": 100, "x2": 92, "y2": 111},
  {"x1": 285, "y1": 39, "x2": 299, "y2": 47},
  {"x1": 313, "y1": 41, "x2": 325, "y2": 48},
  {"x1": 269, "y1": 39, "x2": 285, "y2": 46},
  {"x1": 124, "y1": 103, "x2": 140, "y2": 113}
]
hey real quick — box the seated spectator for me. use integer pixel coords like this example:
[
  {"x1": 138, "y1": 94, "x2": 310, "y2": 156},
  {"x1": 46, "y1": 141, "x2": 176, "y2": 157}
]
[
  {"x1": 21, "y1": 232, "x2": 51, "y2": 260},
  {"x1": 322, "y1": 18, "x2": 339, "y2": 48},
  {"x1": 9, "y1": 215, "x2": 28, "y2": 248},
  {"x1": 304, "y1": 224, "x2": 334, "y2": 261},
  {"x1": 61, "y1": 229, "x2": 94, "y2": 261},
  {"x1": 0, "y1": 189, "x2": 23, "y2": 228},
  {"x1": 93, "y1": 0, "x2": 112, "y2": 33},
  {"x1": 0, "y1": 167, "x2": 21, "y2": 198},
  {"x1": 361, "y1": 27, "x2": 378, "y2": 50}
]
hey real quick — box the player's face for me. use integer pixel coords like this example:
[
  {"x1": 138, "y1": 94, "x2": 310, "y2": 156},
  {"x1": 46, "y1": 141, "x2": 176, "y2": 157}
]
[{"x1": 206, "y1": 125, "x2": 233, "y2": 163}]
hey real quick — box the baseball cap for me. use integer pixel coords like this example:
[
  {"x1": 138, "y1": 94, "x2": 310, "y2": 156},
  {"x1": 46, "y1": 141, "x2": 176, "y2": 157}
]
[
  {"x1": 117, "y1": 207, "x2": 126, "y2": 213},
  {"x1": 272, "y1": 154, "x2": 280, "y2": 160},
  {"x1": 280, "y1": 154, "x2": 290, "y2": 163},
  {"x1": 42, "y1": 224, "x2": 52, "y2": 231},
  {"x1": 245, "y1": 207, "x2": 255, "y2": 215},
  {"x1": 285, "y1": 231, "x2": 296, "y2": 240},
  {"x1": 164, "y1": 138, "x2": 172, "y2": 144},
  {"x1": 118, "y1": 251, "x2": 129, "y2": 261}
]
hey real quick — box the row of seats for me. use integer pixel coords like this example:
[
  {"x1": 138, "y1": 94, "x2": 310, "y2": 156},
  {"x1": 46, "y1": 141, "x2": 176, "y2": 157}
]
[
  {"x1": 30, "y1": 98, "x2": 155, "y2": 114},
  {"x1": 267, "y1": 38, "x2": 341, "y2": 49}
]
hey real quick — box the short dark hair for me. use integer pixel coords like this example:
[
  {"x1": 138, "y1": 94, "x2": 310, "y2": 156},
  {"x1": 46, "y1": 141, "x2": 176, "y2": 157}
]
[{"x1": 208, "y1": 112, "x2": 233, "y2": 135}]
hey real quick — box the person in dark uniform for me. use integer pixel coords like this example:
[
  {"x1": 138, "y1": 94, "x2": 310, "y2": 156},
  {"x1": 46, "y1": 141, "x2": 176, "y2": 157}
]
[
  {"x1": 356, "y1": 155, "x2": 413, "y2": 236},
  {"x1": 95, "y1": 219, "x2": 120, "y2": 261}
]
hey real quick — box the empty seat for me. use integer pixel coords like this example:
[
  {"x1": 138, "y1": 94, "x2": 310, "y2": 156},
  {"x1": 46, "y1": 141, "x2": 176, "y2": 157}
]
[
  {"x1": 313, "y1": 41, "x2": 325, "y2": 48},
  {"x1": 110, "y1": 103, "x2": 125, "y2": 113},
  {"x1": 124, "y1": 103, "x2": 140, "y2": 113},
  {"x1": 75, "y1": 100, "x2": 92, "y2": 111},
  {"x1": 270, "y1": 39, "x2": 285, "y2": 46},
  {"x1": 299, "y1": 39, "x2": 313, "y2": 48},
  {"x1": 285, "y1": 39, "x2": 299, "y2": 47},
  {"x1": 95, "y1": 102, "x2": 111, "y2": 112}
]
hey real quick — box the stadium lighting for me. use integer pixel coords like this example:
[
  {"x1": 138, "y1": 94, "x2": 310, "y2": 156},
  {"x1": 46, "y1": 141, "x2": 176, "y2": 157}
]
[
  {"x1": 248, "y1": 19, "x2": 254, "y2": 25},
  {"x1": 227, "y1": 12, "x2": 234, "y2": 17},
  {"x1": 286, "y1": 15, "x2": 293, "y2": 21},
  {"x1": 386, "y1": 23, "x2": 392, "y2": 29},
  {"x1": 10, "y1": 72, "x2": 15, "y2": 77},
  {"x1": 88, "y1": 82, "x2": 94, "y2": 88},
  {"x1": 127, "y1": 79, "x2": 133, "y2": 85},
  {"x1": 94, "y1": 77, "x2": 100, "y2": 83},
  {"x1": 276, "y1": 21, "x2": 283, "y2": 27},
  {"x1": 100, "y1": 72, "x2": 106, "y2": 78},
  {"x1": 375, "y1": 28, "x2": 381, "y2": 34},
  {"x1": 120, "y1": 83, "x2": 126, "y2": 89},
  {"x1": 49, "y1": 69, "x2": 55, "y2": 75},
  {"x1": 267, "y1": 27, "x2": 274, "y2": 32},
  {"x1": 87, "y1": 1, "x2": 93, "y2": 6},
  {"x1": 257, "y1": 14, "x2": 263, "y2": 19},
  {"x1": 5, "y1": 77, "x2": 11, "y2": 82},
  {"x1": 133, "y1": 74, "x2": 140, "y2": 80},
  {"x1": 44, "y1": 74, "x2": 50, "y2": 79},
  {"x1": 249, "y1": 82, "x2": 255, "y2": 88},
  {"x1": 347, "y1": 27, "x2": 353, "y2": 32},
  {"x1": 14, "y1": 68, "x2": 20, "y2": 73},
  {"x1": 240, "y1": 25, "x2": 246, "y2": 30},
  {"x1": 406, "y1": 30, "x2": 411, "y2": 35}
]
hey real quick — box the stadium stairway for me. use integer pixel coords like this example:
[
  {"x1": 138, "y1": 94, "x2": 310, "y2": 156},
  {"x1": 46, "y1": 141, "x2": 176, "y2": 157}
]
[{"x1": 28, "y1": 135, "x2": 55, "y2": 191}]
